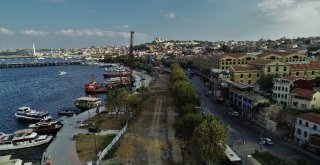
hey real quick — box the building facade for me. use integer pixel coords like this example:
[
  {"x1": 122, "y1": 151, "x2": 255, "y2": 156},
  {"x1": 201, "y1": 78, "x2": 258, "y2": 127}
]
[
  {"x1": 295, "y1": 113, "x2": 320, "y2": 147},
  {"x1": 289, "y1": 88, "x2": 320, "y2": 110}
]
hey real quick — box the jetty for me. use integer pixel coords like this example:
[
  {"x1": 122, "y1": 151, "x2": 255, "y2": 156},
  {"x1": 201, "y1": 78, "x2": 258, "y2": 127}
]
[{"x1": 0, "y1": 61, "x2": 81, "y2": 68}]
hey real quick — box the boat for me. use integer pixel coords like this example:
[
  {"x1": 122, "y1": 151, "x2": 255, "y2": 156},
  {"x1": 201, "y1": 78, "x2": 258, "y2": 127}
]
[
  {"x1": 28, "y1": 120, "x2": 63, "y2": 134},
  {"x1": 103, "y1": 66, "x2": 131, "y2": 78},
  {"x1": 74, "y1": 97, "x2": 101, "y2": 110},
  {"x1": 14, "y1": 106, "x2": 52, "y2": 122},
  {"x1": 0, "y1": 129, "x2": 53, "y2": 151},
  {"x1": 58, "y1": 71, "x2": 67, "y2": 76},
  {"x1": 57, "y1": 107, "x2": 80, "y2": 116},
  {"x1": 84, "y1": 74, "x2": 108, "y2": 94}
]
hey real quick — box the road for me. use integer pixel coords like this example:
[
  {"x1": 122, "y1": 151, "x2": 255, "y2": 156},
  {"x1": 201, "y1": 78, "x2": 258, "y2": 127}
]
[{"x1": 190, "y1": 75, "x2": 320, "y2": 165}]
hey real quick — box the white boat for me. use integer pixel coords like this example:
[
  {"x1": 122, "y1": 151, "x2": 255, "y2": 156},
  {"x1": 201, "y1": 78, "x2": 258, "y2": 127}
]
[
  {"x1": 58, "y1": 71, "x2": 67, "y2": 76},
  {"x1": 14, "y1": 106, "x2": 52, "y2": 122},
  {"x1": 0, "y1": 129, "x2": 53, "y2": 151}
]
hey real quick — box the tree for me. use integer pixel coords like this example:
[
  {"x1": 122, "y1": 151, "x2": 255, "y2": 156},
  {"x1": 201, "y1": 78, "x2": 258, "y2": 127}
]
[
  {"x1": 174, "y1": 113, "x2": 203, "y2": 141},
  {"x1": 191, "y1": 118, "x2": 228, "y2": 163},
  {"x1": 258, "y1": 74, "x2": 274, "y2": 92}
]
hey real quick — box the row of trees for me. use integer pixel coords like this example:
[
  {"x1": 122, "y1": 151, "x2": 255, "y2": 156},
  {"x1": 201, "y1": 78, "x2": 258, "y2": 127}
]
[{"x1": 170, "y1": 63, "x2": 228, "y2": 163}]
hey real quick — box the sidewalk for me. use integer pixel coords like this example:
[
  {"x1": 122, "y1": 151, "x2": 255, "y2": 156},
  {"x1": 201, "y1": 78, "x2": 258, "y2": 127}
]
[{"x1": 41, "y1": 106, "x2": 104, "y2": 165}]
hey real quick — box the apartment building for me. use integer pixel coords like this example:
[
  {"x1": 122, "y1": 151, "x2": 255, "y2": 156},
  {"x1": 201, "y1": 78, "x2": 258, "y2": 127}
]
[
  {"x1": 289, "y1": 88, "x2": 320, "y2": 110},
  {"x1": 295, "y1": 113, "x2": 320, "y2": 148}
]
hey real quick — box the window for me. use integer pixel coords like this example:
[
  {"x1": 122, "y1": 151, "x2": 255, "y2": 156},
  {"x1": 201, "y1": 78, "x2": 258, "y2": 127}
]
[
  {"x1": 285, "y1": 95, "x2": 287, "y2": 99},
  {"x1": 299, "y1": 119, "x2": 302, "y2": 124},
  {"x1": 312, "y1": 71, "x2": 315, "y2": 75},
  {"x1": 306, "y1": 122, "x2": 309, "y2": 127},
  {"x1": 314, "y1": 97, "x2": 316, "y2": 101},
  {"x1": 276, "y1": 67, "x2": 279, "y2": 71},
  {"x1": 285, "y1": 87, "x2": 288, "y2": 92},
  {"x1": 248, "y1": 73, "x2": 251, "y2": 78},
  {"x1": 296, "y1": 72, "x2": 299, "y2": 76},
  {"x1": 313, "y1": 125, "x2": 317, "y2": 130},
  {"x1": 257, "y1": 73, "x2": 260, "y2": 77},
  {"x1": 240, "y1": 74, "x2": 243, "y2": 78},
  {"x1": 248, "y1": 80, "x2": 251, "y2": 84},
  {"x1": 284, "y1": 67, "x2": 287, "y2": 71},
  {"x1": 278, "y1": 94, "x2": 280, "y2": 98},
  {"x1": 281, "y1": 94, "x2": 284, "y2": 98},
  {"x1": 222, "y1": 62, "x2": 225, "y2": 65},
  {"x1": 282, "y1": 87, "x2": 284, "y2": 91},
  {"x1": 267, "y1": 67, "x2": 271, "y2": 72},
  {"x1": 301, "y1": 104, "x2": 307, "y2": 109},
  {"x1": 297, "y1": 128, "x2": 301, "y2": 135},
  {"x1": 293, "y1": 102, "x2": 298, "y2": 106},
  {"x1": 304, "y1": 131, "x2": 308, "y2": 138},
  {"x1": 222, "y1": 67, "x2": 224, "y2": 69}
]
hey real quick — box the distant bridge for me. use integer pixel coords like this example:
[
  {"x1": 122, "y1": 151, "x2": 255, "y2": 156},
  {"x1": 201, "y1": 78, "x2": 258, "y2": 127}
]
[{"x1": 0, "y1": 61, "x2": 81, "y2": 68}]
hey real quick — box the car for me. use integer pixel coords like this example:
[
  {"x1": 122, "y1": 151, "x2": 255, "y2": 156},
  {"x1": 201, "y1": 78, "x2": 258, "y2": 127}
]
[
  {"x1": 229, "y1": 111, "x2": 240, "y2": 117},
  {"x1": 85, "y1": 161, "x2": 97, "y2": 165},
  {"x1": 88, "y1": 126, "x2": 101, "y2": 133},
  {"x1": 259, "y1": 137, "x2": 273, "y2": 146}
]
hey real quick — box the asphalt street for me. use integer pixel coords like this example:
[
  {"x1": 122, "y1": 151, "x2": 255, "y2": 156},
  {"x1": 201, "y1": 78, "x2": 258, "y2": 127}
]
[{"x1": 190, "y1": 75, "x2": 320, "y2": 165}]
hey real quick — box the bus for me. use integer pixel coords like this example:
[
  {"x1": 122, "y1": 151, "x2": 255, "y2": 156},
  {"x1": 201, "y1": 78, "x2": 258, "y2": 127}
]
[{"x1": 224, "y1": 145, "x2": 242, "y2": 165}]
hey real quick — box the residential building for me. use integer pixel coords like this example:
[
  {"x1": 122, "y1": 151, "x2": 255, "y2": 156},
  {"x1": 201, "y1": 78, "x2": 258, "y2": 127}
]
[
  {"x1": 228, "y1": 82, "x2": 268, "y2": 119},
  {"x1": 230, "y1": 65, "x2": 260, "y2": 85},
  {"x1": 272, "y1": 77, "x2": 313, "y2": 107},
  {"x1": 289, "y1": 88, "x2": 320, "y2": 110},
  {"x1": 259, "y1": 52, "x2": 309, "y2": 63},
  {"x1": 249, "y1": 59, "x2": 290, "y2": 77},
  {"x1": 295, "y1": 113, "x2": 320, "y2": 149}
]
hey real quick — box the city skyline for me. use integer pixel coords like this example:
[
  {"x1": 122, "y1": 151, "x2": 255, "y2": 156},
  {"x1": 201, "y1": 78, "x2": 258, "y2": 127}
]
[{"x1": 0, "y1": 0, "x2": 320, "y2": 49}]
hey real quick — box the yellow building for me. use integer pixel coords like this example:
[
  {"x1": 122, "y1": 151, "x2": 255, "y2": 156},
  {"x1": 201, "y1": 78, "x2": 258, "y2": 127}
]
[
  {"x1": 259, "y1": 52, "x2": 309, "y2": 63},
  {"x1": 289, "y1": 61, "x2": 320, "y2": 78},
  {"x1": 230, "y1": 65, "x2": 260, "y2": 85},
  {"x1": 212, "y1": 53, "x2": 257, "y2": 70}
]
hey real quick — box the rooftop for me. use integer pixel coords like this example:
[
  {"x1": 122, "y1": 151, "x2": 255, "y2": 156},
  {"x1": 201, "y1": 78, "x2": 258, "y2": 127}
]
[
  {"x1": 231, "y1": 65, "x2": 260, "y2": 72},
  {"x1": 299, "y1": 113, "x2": 320, "y2": 125},
  {"x1": 291, "y1": 88, "x2": 315, "y2": 98},
  {"x1": 290, "y1": 61, "x2": 320, "y2": 70}
]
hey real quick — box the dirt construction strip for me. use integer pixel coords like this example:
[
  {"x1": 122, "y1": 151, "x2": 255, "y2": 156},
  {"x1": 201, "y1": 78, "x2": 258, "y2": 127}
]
[{"x1": 101, "y1": 74, "x2": 182, "y2": 165}]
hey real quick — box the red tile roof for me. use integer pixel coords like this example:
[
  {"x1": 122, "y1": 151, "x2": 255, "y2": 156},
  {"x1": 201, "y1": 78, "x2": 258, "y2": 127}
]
[
  {"x1": 290, "y1": 61, "x2": 320, "y2": 70},
  {"x1": 248, "y1": 59, "x2": 273, "y2": 66},
  {"x1": 258, "y1": 52, "x2": 294, "y2": 58},
  {"x1": 299, "y1": 113, "x2": 320, "y2": 125},
  {"x1": 231, "y1": 65, "x2": 260, "y2": 72},
  {"x1": 291, "y1": 88, "x2": 315, "y2": 98}
]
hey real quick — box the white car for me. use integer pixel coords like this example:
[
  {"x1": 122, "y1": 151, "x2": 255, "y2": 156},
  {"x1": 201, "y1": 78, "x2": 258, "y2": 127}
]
[
  {"x1": 259, "y1": 137, "x2": 274, "y2": 146},
  {"x1": 229, "y1": 111, "x2": 239, "y2": 117}
]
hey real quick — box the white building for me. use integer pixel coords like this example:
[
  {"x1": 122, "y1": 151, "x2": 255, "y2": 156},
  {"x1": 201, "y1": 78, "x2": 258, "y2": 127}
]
[
  {"x1": 290, "y1": 88, "x2": 320, "y2": 110},
  {"x1": 295, "y1": 113, "x2": 320, "y2": 146},
  {"x1": 272, "y1": 78, "x2": 293, "y2": 107}
]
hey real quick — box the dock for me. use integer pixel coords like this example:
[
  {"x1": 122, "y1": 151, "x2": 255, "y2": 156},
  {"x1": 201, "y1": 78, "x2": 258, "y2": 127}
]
[{"x1": 0, "y1": 61, "x2": 81, "y2": 68}]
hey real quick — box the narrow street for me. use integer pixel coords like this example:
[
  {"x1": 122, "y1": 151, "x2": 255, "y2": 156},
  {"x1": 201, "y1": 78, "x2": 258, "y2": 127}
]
[{"x1": 190, "y1": 75, "x2": 320, "y2": 165}]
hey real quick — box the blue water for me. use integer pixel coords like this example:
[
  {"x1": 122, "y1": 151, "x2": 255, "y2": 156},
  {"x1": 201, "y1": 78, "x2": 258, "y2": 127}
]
[{"x1": 0, "y1": 64, "x2": 106, "y2": 133}]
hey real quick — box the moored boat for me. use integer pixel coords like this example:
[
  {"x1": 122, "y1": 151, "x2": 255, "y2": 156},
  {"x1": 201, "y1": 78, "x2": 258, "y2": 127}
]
[
  {"x1": 84, "y1": 74, "x2": 108, "y2": 94},
  {"x1": 14, "y1": 106, "x2": 52, "y2": 122},
  {"x1": 0, "y1": 129, "x2": 52, "y2": 151},
  {"x1": 57, "y1": 107, "x2": 80, "y2": 116},
  {"x1": 28, "y1": 120, "x2": 63, "y2": 134},
  {"x1": 74, "y1": 97, "x2": 101, "y2": 110},
  {"x1": 103, "y1": 66, "x2": 131, "y2": 78}
]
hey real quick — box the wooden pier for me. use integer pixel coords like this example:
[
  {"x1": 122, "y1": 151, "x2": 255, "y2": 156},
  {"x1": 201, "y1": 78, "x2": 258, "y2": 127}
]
[{"x1": 0, "y1": 61, "x2": 81, "y2": 68}]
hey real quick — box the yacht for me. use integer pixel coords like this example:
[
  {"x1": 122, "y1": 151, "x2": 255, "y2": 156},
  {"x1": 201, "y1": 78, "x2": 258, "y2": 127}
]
[
  {"x1": 28, "y1": 120, "x2": 63, "y2": 134},
  {"x1": 14, "y1": 106, "x2": 52, "y2": 122},
  {"x1": 58, "y1": 71, "x2": 67, "y2": 76},
  {"x1": 0, "y1": 129, "x2": 53, "y2": 151}
]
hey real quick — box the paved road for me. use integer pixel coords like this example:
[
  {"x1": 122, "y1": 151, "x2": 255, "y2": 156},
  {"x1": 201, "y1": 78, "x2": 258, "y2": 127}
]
[{"x1": 190, "y1": 75, "x2": 320, "y2": 165}]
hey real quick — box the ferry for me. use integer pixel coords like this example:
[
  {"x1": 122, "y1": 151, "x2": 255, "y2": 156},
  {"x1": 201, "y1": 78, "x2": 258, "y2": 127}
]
[
  {"x1": 14, "y1": 106, "x2": 52, "y2": 122},
  {"x1": 0, "y1": 129, "x2": 53, "y2": 151},
  {"x1": 74, "y1": 97, "x2": 101, "y2": 110}
]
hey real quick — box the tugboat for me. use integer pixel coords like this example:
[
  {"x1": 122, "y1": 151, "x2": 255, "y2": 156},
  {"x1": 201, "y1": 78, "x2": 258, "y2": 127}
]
[
  {"x1": 84, "y1": 74, "x2": 108, "y2": 94},
  {"x1": 0, "y1": 129, "x2": 53, "y2": 151},
  {"x1": 14, "y1": 106, "x2": 52, "y2": 122},
  {"x1": 28, "y1": 120, "x2": 63, "y2": 134}
]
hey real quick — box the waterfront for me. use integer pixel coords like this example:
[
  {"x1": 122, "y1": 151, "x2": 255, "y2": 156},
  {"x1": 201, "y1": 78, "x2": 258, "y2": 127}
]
[{"x1": 0, "y1": 64, "x2": 105, "y2": 133}]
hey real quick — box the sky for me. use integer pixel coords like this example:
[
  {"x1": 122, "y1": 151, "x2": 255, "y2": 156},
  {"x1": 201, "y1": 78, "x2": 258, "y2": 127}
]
[{"x1": 0, "y1": 0, "x2": 320, "y2": 49}]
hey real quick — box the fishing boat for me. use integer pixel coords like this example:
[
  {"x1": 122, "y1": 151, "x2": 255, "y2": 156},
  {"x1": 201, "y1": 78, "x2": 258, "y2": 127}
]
[
  {"x1": 28, "y1": 120, "x2": 63, "y2": 134},
  {"x1": 84, "y1": 74, "x2": 108, "y2": 94},
  {"x1": 14, "y1": 106, "x2": 52, "y2": 122},
  {"x1": 0, "y1": 129, "x2": 53, "y2": 151}
]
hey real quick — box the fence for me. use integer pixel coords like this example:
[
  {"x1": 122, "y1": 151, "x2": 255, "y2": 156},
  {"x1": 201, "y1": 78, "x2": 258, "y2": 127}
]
[{"x1": 96, "y1": 121, "x2": 128, "y2": 165}]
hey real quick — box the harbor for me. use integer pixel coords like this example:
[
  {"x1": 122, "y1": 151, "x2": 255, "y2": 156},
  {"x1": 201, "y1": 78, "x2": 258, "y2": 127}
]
[{"x1": 0, "y1": 61, "x2": 81, "y2": 68}]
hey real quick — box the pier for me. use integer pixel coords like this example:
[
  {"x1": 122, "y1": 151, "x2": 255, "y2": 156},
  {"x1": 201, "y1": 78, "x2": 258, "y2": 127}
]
[{"x1": 0, "y1": 61, "x2": 81, "y2": 68}]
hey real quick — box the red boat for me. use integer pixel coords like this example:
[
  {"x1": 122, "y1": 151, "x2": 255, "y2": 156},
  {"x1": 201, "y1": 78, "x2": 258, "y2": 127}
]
[{"x1": 84, "y1": 74, "x2": 108, "y2": 94}]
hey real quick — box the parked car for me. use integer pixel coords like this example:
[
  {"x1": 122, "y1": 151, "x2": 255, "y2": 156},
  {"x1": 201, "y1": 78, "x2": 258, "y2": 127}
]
[
  {"x1": 229, "y1": 111, "x2": 240, "y2": 117},
  {"x1": 88, "y1": 126, "x2": 101, "y2": 133},
  {"x1": 259, "y1": 137, "x2": 274, "y2": 146}
]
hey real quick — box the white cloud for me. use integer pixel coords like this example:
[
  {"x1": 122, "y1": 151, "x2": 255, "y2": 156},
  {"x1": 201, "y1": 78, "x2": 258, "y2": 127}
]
[
  {"x1": 257, "y1": 0, "x2": 320, "y2": 37},
  {"x1": 21, "y1": 29, "x2": 50, "y2": 37},
  {"x1": 0, "y1": 27, "x2": 14, "y2": 35},
  {"x1": 165, "y1": 12, "x2": 176, "y2": 19},
  {"x1": 55, "y1": 28, "x2": 147, "y2": 39},
  {"x1": 122, "y1": 25, "x2": 129, "y2": 28}
]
